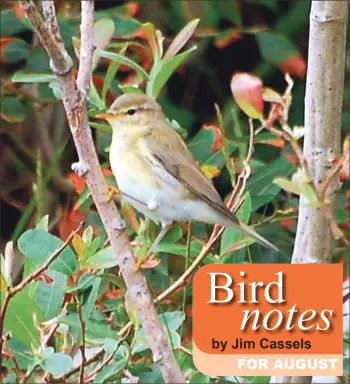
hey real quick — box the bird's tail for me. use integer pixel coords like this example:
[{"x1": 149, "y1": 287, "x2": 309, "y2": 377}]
[{"x1": 238, "y1": 222, "x2": 279, "y2": 253}]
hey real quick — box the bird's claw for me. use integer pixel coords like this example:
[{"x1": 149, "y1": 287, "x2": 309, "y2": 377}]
[
  {"x1": 107, "y1": 186, "x2": 119, "y2": 202},
  {"x1": 134, "y1": 252, "x2": 155, "y2": 272},
  {"x1": 71, "y1": 161, "x2": 89, "y2": 177}
]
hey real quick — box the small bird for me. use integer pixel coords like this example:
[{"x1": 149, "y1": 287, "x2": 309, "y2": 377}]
[{"x1": 96, "y1": 93, "x2": 278, "y2": 260}]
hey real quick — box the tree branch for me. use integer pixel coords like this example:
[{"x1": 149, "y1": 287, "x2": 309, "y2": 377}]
[
  {"x1": 19, "y1": 1, "x2": 184, "y2": 382},
  {"x1": 271, "y1": 1, "x2": 348, "y2": 383},
  {"x1": 292, "y1": 0, "x2": 348, "y2": 265}
]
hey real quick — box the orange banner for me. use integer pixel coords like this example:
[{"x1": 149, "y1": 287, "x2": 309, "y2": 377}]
[{"x1": 193, "y1": 264, "x2": 343, "y2": 376}]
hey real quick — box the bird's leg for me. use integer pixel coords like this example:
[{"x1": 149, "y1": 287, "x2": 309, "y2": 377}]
[
  {"x1": 135, "y1": 222, "x2": 171, "y2": 270},
  {"x1": 107, "y1": 186, "x2": 119, "y2": 202}
]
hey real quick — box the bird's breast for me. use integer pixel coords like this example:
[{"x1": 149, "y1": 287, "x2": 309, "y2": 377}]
[{"x1": 110, "y1": 136, "x2": 159, "y2": 196}]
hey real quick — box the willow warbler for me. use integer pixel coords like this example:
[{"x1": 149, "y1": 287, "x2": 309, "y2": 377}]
[{"x1": 97, "y1": 93, "x2": 278, "y2": 255}]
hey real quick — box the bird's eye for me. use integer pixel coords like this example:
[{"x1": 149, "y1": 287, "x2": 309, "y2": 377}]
[{"x1": 126, "y1": 108, "x2": 136, "y2": 116}]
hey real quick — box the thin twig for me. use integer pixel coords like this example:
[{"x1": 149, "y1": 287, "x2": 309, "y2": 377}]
[
  {"x1": 319, "y1": 154, "x2": 349, "y2": 201},
  {"x1": 50, "y1": 348, "x2": 105, "y2": 383},
  {"x1": 75, "y1": 298, "x2": 86, "y2": 384},
  {"x1": 83, "y1": 327, "x2": 131, "y2": 383},
  {"x1": 22, "y1": 364, "x2": 38, "y2": 384}
]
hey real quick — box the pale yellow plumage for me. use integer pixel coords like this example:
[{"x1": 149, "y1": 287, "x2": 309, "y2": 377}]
[{"x1": 96, "y1": 93, "x2": 278, "y2": 254}]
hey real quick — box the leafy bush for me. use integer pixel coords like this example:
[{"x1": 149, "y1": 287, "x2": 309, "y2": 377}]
[{"x1": 1, "y1": 1, "x2": 349, "y2": 383}]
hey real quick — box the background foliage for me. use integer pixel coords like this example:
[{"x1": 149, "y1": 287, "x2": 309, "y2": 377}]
[{"x1": 0, "y1": 0, "x2": 349, "y2": 383}]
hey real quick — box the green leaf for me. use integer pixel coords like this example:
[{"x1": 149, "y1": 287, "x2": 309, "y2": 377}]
[
  {"x1": 147, "y1": 46, "x2": 197, "y2": 99},
  {"x1": 2, "y1": 39, "x2": 30, "y2": 63},
  {"x1": 133, "y1": 328, "x2": 181, "y2": 353},
  {"x1": 220, "y1": 226, "x2": 243, "y2": 255},
  {"x1": 247, "y1": 156, "x2": 294, "y2": 210},
  {"x1": 82, "y1": 277, "x2": 102, "y2": 320},
  {"x1": 273, "y1": 177, "x2": 301, "y2": 195},
  {"x1": 191, "y1": 372, "x2": 210, "y2": 383},
  {"x1": 344, "y1": 358, "x2": 349, "y2": 375},
  {"x1": 43, "y1": 353, "x2": 73, "y2": 376},
  {"x1": 300, "y1": 182, "x2": 320, "y2": 207},
  {"x1": 0, "y1": 97, "x2": 26, "y2": 123},
  {"x1": 159, "y1": 311, "x2": 185, "y2": 331},
  {"x1": 82, "y1": 246, "x2": 117, "y2": 269},
  {"x1": 35, "y1": 270, "x2": 66, "y2": 320},
  {"x1": 98, "y1": 13, "x2": 141, "y2": 37},
  {"x1": 102, "y1": 273, "x2": 126, "y2": 290},
  {"x1": 36, "y1": 215, "x2": 49, "y2": 231},
  {"x1": 67, "y1": 272, "x2": 95, "y2": 293},
  {"x1": 49, "y1": 80, "x2": 62, "y2": 100},
  {"x1": 3, "y1": 373, "x2": 18, "y2": 383},
  {"x1": 142, "y1": 22, "x2": 161, "y2": 62},
  {"x1": 119, "y1": 84, "x2": 144, "y2": 94},
  {"x1": 93, "y1": 19, "x2": 115, "y2": 50},
  {"x1": 215, "y1": 0, "x2": 242, "y2": 26},
  {"x1": 236, "y1": 192, "x2": 251, "y2": 224},
  {"x1": 96, "y1": 50, "x2": 149, "y2": 80},
  {"x1": 12, "y1": 72, "x2": 56, "y2": 83},
  {"x1": 163, "y1": 225, "x2": 183, "y2": 243},
  {"x1": 18, "y1": 230, "x2": 77, "y2": 275},
  {"x1": 88, "y1": 79, "x2": 106, "y2": 109},
  {"x1": 163, "y1": 18, "x2": 200, "y2": 61},
  {"x1": 103, "y1": 337, "x2": 119, "y2": 354},
  {"x1": 155, "y1": 241, "x2": 202, "y2": 257},
  {"x1": 188, "y1": 128, "x2": 214, "y2": 162},
  {"x1": 90, "y1": 121, "x2": 112, "y2": 133},
  {"x1": 26, "y1": 48, "x2": 50, "y2": 72},
  {"x1": 0, "y1": 9, "x2": 29, "y2": 35},
  {"x1": 0, "y1": 256, "x2": 7, "y2": 292},
  {"x1": 1, "y1": 291, "x2": 44, "y2": 347},
  {"x1": 102, "y1": 45, "x2": 127, "y2": 102},
  {"x1": 255, "y1": 32, "x2": 299, "y2": 66}
]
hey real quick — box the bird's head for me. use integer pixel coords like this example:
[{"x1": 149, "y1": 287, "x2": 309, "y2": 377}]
[{"x1": 96, "y1": 93, "x2": 163, "y2": 130}]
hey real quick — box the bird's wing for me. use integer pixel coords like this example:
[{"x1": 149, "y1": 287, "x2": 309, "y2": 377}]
[{"x1": 141, "y1": 126, "x2": 238, "y2": 225}]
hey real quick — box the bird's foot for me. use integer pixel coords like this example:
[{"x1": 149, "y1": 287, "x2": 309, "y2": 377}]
[
  {"x1": 134, "y1": 250, "x2": 159, "y2": 271},
  {"x1": 107, "y1": 186, "x2": 119, "y2": 202},
  {"x1": 134, "y1": 254, "x2": 151, "y2": 271},
  {"x1": 71, "y1": 161, "x2": 89, "y2": 177}
]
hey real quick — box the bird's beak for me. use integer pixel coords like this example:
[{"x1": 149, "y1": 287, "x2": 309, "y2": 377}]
[{"x1": 95, "y1": 112, "x2": 114, "y2": 120}]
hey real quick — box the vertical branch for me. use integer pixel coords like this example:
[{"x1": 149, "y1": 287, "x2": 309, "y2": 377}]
[
  {"x1": 292, "y1": 1, "x2": 348, "y2": 265},
  {"x1": 42, "y1": 1, "x2": 62, "y2": 47},
  {"x1": 18, "y1": 1, "x2": 185, "y2": 382},
  {"x1": 271, "y1": 1, "x2": 348, "y2": 383},
  {"x1": 76, "y1": 0, "x2": 94, "y2": 95}
]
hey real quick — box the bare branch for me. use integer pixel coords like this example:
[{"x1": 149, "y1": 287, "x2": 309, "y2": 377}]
[
  {"x1": 18, "y1": 1, "x2": 184, "y2": 382},
  {"x1": 77, "y1": 1, "x2": 94, "y2": 95},
  {"x1": 42, "y1": 1, "x2": 62, "y2": 48},
  {"x1": 20, "y1": 1, "x2": 72, "y2": 75},
  {"x1": 270, "y1": 1, "x2": 348, "y2": 382},
  {"x1": 292, "y1": 0, "x2": 348, "y2": 264}
]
